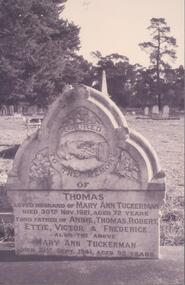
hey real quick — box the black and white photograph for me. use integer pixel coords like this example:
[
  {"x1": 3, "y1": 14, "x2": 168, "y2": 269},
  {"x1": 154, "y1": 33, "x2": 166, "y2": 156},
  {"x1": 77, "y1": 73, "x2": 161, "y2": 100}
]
[{"x1": 0, "y1": 0, "x2": 184, "y2": 284}]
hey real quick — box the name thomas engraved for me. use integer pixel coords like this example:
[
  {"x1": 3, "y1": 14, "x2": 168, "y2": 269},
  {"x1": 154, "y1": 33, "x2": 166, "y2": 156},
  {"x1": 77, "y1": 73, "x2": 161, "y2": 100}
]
[{"x1": 13, "y1": 191, "x2": 159, "y2": 257}]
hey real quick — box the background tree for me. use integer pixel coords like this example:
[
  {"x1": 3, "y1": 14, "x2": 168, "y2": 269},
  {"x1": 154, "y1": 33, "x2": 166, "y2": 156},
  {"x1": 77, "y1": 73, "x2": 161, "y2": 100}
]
[
  {"x1": 128, "y1": 65, "x2": 152, "y2": 108},
  {"x1": 91, "y1": 51, "x2": 134, "y2": 107},
  {"x1": 1, "y1": 6, "x2": 182, "y2": 111},
  {"x1": 163, "y1": 65, "x2": 184, "y2": 109},
  {"x1": 0, "y1": 0, "x2": 80, "y2": 107},
  {"x1": 139, "y1": 18, "x2": 177, "y2": 110},
  {"x1": 62, "y1": 52, "x2": 95, "y2": 87}
]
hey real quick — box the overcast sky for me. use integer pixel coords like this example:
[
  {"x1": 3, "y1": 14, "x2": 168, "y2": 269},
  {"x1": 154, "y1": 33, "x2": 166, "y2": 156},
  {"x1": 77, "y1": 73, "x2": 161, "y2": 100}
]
[{"x1": 62, "y1": 0, "x2": 184, "y2": 68}]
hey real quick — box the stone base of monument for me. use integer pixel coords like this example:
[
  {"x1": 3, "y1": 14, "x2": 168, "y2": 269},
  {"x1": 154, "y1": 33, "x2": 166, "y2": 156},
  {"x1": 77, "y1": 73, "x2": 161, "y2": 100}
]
[{"x1": 0, "y1": 247, "x2": 183, "y2": 285}]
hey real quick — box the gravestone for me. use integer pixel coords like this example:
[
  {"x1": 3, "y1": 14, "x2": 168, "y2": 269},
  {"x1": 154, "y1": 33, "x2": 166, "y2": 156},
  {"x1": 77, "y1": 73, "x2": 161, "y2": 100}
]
[
  {"x1": 144, "y1": 106, "x2": 149, "y2": 116},
  {"x1": 162, "y1": 105, "x2": 170, "y2": 118},
  {"x1": 152, "y1": 105, "x2": 159, "y2": 114},
  {"x1": 17, "y1": 106, "x2": 23, "y2": 114},
  {"x1": 6, "y1": 85, "x2": 165, "y2": 259},
  {"x1": 1, "y1": 105, "x2": 8, "y2": 116},
  {"x1": 9, "y1": 105, "x2": 14, "y2": 116}
]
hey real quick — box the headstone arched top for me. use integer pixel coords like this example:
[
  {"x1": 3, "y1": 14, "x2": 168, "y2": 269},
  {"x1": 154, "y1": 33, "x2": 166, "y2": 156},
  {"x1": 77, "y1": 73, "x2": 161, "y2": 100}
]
[{"x1": 7, "y1": 85, "x2": 164, "y2": 192}]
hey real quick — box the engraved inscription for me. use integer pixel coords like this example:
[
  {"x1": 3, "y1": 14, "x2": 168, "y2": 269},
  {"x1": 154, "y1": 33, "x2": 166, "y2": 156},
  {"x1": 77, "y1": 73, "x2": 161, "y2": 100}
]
[
  {"x1": 7, "y1": 85, "x2": 165, "y2": 260},
  {"x1": 12, "y1": 191, "x2": 159, "y2": 258},
  {"x1": 59, "y1": 107, "x2": 103, "y2": 136}
]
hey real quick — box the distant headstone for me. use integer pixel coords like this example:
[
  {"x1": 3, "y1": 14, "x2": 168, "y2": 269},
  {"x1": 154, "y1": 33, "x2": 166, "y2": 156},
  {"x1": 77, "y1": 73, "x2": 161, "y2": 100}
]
[
  {"x1": 9, "y1": 105, "x2": 14, "y2": 116},
  {"x1": 1, "y1": 105, "x2": 8, "y2": 116},
  {"x1": 152, "y1": 105, "x2": 159, "y2": 114},
  {"x1": 7, "y1": 85, "x2": 165, "y2": 259},
  {"x1": 162, "y1": 105, "x2": 170, "y2": 118},
  {"x1": 144, "y1": 107, "x2": 149, "y2": 116},
  {"x1": 17, "y1": 106, "x2": 23, "y2": 114}
]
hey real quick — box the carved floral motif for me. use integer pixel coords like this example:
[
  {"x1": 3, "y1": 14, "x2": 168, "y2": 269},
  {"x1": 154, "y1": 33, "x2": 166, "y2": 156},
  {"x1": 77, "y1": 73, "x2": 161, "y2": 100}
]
[
  {"x1": 113, "y1": 150, "x2": 140, "y2": 182},
  {"x1": 29, "y1": 148, "x2": 57, "y2": 188}
]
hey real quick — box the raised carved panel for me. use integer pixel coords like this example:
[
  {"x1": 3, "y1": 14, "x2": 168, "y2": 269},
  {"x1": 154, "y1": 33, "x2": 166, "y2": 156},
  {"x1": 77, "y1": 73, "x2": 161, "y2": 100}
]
[
  {"x1": 113, "y1": 150, "x2": 140, "y2": 182},
  {"x1": 49, "y1": 106, "x2": 116, "y2": 178},
  {"x1": 29, "y1": 148, "x2": 58, "y2": 188}
]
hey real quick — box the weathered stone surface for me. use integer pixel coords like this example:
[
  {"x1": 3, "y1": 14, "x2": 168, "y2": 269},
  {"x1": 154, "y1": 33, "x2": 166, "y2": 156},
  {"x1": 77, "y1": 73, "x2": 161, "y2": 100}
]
[
  {"x1": 7, "y1": 85, "x2": 165, "y2": 258},
  {"x1": 8, "y1": 190, "x2": 164, "y2": 258}
]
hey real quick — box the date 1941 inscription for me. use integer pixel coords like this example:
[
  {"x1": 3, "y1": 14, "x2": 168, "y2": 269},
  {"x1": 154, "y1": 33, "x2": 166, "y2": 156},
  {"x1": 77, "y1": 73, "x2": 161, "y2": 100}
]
[{"x1": 12, "y1": 190, "x2": 160, "y2": 258}]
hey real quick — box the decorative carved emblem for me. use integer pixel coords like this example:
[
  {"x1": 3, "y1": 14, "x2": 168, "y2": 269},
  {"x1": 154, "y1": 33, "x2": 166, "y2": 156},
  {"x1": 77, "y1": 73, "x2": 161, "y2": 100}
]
[
  {"x1": 29, "y1": 148, "x2": 58, "y2": 188},
  {"x1": 113, "y1": 150, "x2": 140, "y2": 182},
  {"x1": 50, "y1": 106, "x2": 114, "y2": 175},
  {"x1": 59, "y1": 140, "x2": 107, "y2": 161}
]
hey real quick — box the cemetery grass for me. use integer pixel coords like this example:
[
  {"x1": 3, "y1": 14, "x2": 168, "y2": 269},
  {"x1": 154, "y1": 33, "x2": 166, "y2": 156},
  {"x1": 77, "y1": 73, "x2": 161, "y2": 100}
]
[{"x1": 0, "y1": 115, "x2": 184, "y2": 246}]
